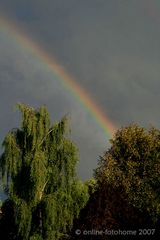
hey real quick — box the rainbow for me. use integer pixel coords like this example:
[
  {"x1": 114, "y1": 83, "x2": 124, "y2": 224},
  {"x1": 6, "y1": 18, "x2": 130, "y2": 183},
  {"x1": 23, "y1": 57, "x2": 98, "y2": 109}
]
[{"x1": 0, "y1": 16, "x2": 117, "y2": 138}]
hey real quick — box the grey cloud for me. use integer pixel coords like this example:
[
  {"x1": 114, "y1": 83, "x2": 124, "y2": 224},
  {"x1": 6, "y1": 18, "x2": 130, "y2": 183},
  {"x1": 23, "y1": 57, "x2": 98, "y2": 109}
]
[
  {"x1": 1, "y1": 0, "x2": 160, "y2": 179},
  {"x1": 0, "y1": 31, "x2": 107, "y2": 179}
]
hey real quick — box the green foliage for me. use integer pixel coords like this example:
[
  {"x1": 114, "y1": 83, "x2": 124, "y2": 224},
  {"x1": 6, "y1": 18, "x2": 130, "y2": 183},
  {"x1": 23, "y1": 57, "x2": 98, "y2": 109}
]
[
  {"x1": 71, "y1": 124, "x2": 160, "y2": 240},
  {"x1": 0, "y1": 103, "x2": 89, "y2": 240},
  {"x1": 95, "y1": 124, "x2": 160, "y2": 222},
  {"x1": 29, "y1": 234, "x2": 43, "y2": 240},
  {"x1": 84, "y1": 178, "x2": 97, "y2": 195}
]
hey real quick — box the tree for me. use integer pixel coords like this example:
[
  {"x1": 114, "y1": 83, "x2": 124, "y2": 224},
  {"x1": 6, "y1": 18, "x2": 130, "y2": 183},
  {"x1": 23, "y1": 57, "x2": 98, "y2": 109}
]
[
  {"x1": 0, "y1": 103, "x2": 89, "y2": 240},
  {"x1": 71, "y1": 124, "x2": 160, "y2": 239},
  {"x1": 96, "y1": 124, "x2": 160, "y2": 222}
]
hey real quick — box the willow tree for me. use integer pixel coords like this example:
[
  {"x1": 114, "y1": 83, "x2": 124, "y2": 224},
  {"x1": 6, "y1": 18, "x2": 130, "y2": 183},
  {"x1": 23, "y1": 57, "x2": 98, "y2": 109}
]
[{"x1": 0, "y1": 103, "x2": 89, "y2": 240}]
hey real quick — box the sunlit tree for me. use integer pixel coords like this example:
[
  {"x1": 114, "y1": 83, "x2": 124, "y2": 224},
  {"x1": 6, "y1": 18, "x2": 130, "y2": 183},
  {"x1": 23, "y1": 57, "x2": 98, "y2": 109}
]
[
  {"x1": 0, "y1": 103, "x2": 88, "y2": 240},
  {"x1": 72, "y1": 124, "x2": 160, "y2": 240},
  {"x1": 96, "y1": 124, "x2": 160, "y2": 222}
]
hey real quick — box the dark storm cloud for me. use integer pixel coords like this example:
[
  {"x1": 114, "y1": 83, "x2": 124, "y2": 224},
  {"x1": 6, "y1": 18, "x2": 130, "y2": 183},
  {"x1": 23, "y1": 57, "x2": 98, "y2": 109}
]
[
  {"x1": 1, "y1": 0, "x2": 160, "y2": 179},
  {"x1": 0, "y1": 29, "x2": 107, "y2": 180}
]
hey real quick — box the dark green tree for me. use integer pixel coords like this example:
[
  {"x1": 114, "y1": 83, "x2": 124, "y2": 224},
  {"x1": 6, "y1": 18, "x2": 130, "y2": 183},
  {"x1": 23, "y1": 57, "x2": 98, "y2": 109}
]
[
  {"x1": 71, "y1": 124, "x2": 160, "y2": 239},
  {"x1": 0, "y1": 103, "x2": 89, "y2": 240},
  {"x1": 96, "y1": 124, "x2": 160, "y2": 222}
]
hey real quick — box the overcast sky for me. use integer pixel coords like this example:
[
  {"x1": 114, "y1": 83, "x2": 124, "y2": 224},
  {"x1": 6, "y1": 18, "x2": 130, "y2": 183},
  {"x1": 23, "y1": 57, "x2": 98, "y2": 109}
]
[{"x1": 0, "y1": 0, "x2": 160, "y2": 183}]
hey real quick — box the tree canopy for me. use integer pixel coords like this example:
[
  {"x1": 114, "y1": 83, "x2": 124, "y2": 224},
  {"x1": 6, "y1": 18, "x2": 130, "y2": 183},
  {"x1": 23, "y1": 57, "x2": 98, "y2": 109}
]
[
  {"x1": 0, "y1": 103, "x2": 89, "y2": 240},
  {"x1": 1, "y1": 105, "x2": 160, "y2": 240},
  {"x1": 96, "y1": 124, "x2": 160, "y2": 222},
  {"x1": 72, "y1": 124, "x2": 160, "y2": 239}
]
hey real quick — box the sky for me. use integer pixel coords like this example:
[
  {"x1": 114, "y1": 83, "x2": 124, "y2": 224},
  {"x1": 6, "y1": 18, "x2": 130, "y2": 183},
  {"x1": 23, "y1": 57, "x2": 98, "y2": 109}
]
[{"x1": 0, "y1": 0, "x2": 160, "y2": 186}]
